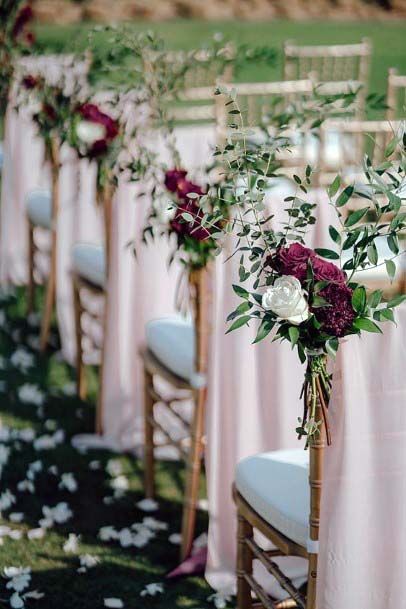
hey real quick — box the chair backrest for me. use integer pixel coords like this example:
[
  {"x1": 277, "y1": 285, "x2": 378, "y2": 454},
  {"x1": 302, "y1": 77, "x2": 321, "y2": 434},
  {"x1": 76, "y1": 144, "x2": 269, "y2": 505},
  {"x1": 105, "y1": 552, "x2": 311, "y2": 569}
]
[
  {"x1": 283, "y1": 39, "x2": 372, "y2": 83},
  {"x1": 143, "y1": 48, "x2": 233, "y2": 126},
  {"x1": 15, "y1": 52, "x2": 91, "y2": 93},
  {"x1": 318, "y1": 118, "x2": 404, "y2": 183},
  {"x1": 386, "y1": 68, "x2": 406, "y2": 120},
  {"x1": 215, "y1": 79, "x2": 314, "y2": 175},
  {"x1": 283, "y1": 39, "x2": 372, "y2": 117}
]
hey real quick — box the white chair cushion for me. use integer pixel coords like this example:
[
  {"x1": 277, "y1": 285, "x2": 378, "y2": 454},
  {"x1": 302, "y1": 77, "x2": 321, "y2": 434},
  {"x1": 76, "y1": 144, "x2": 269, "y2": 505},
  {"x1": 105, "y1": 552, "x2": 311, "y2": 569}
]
[
  {"x1": 26, "y1": 189, "x2": 52, "y2": 229},
  {"x1": 72, "y1": 243, "x2": 106, "y2": 288},
  {"x1": 146, "y1": 316, "x2": 205, "y2": 388},
  {"x1": 236, "y1": 449, "x2": 309, "y2": 548}
]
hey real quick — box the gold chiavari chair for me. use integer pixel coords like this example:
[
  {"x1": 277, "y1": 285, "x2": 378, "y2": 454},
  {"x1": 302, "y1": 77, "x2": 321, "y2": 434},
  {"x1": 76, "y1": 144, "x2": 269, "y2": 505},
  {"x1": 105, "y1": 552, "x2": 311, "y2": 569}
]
[
  {"x1": 24, "y1": 54, "x2": 91, "y2": 351},
  {"x1": 234, "y1": 374, "x2": 326, "y2": 609},
  {"x1": 386, "y1": 68, "x2": 406, "y2": 120},
  {"x1": 72, "y1": 181, "x2": 113, "y2": 433},
  {"x1": 283, "y1": 39, "x2": 372, "y2": 117},
  {"x1": 141, "y1": 268, "x2": 211, "y2": 560},
  {"x1": 139, "y1": 49, "x2": 233, "y2": 561},
  {"x1": 319, "y1": 118, "x2": 406, "y2": 297}
]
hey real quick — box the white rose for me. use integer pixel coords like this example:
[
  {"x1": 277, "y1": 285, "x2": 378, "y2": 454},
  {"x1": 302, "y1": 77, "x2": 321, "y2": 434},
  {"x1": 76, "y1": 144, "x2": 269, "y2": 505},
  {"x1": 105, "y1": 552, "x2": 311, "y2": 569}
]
[
  {"x1": 76, "y1": 120, "x2": 106, "y2": 145},
  {"x1": 262, "y1": 276, "x2": 309, "y2": 325}
]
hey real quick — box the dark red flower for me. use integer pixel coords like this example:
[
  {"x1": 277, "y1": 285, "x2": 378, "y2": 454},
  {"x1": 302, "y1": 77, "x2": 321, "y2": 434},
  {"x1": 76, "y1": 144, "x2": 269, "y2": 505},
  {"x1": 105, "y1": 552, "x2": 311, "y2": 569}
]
[
  {"x1": 164, "y1": 169, "x2": 187, "y2": 193},
  {"x1": 43, "y1": 103, "x2": 56, "y2": 121},
  {"x1": 12, "y1": 5, "x2": 33, "y2": 39},
  {"x1": 22, "y1": 75, "x2": 37, "y2": 89},
  {"x1": 88, "y1": 139, "x2": 108, "y2": 158},
  {"x1": 24, "y1": 31, "x2": 35, "y2": 46},
  {"x1": 314, "y1": 283, "x2": 355, "y2": 337},
  {"x1": 176, "y1": 179, "x2": 204, "y2": 201},
  {"x1": 270, "y1": 243, "x2": 315, "y2": 283},
  {"x1": 312, "y1": 257, "x2": 346, "y2": 284},
  {"x1": 78, "y1": 103, "x2": 118, "y2": 140},
  {"x1": 171, "y1": 199, "x2": 210, "y2": 242}
]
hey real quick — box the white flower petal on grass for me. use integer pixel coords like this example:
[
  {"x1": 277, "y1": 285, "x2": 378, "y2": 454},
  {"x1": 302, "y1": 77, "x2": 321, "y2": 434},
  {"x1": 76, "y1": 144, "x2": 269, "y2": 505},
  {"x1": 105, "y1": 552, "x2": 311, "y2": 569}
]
[
  {"x1": 48, "y1": 465, "x2": 58, "y2": 476},
  {"x1": 117, "y1": 528, "x2": 133, "y2": 548},
  {"x1": 207, "y1": 591, "x2": 233, "y2": 609},
  {"x1": 17, "y1": 480, "x2": 35, "y2": 494},
  {"x1": 59, "y1": 473, "x2": 78, "y2": 493},
  {"x1": 98, "y1": 526, "x2": 117, "y2": 542},
  {"x1": 8, "y1": 530, "x2": 23, "y2": 541},
  {"x1": 4, "y1": 567, "x2": 31, "y2": 592},
  {"x1": 9, "y1": 592, "x2": 24, "y2": 609},
  {"x1": 168, "y1": 533, "x2": 182, "y2": 545},
  {"x1": 24, "y1": 591, "x2": 44, "y2": 600},
  {"x1": 0, "y1": 526, "x2": 11, "y2": 538},
  {"x1": 0, "y1": 355, "x2": 6, "y2": 369},
  {"x1": 27, "y1": 313, "x2": 40, "y2": 328},
  {"x1": 26, "y1": 335, "x2": 40, "y2": 351},
  {"x1": 0, "y1": 445, "x2": 11, "y2": 466},
  {"x1": 44, "y1": 419, "x2": 57, "y2": 431},
  {"x1": 17, "y1": 384, "x2": 44, "y2": 407},
  {"x1": 61, "y1": 382, "x2": 76, "y2": 397},
  {"x1": 104, "y1": 599, "x2": 124, "y2": 608},
  {"x1": 106, "y1": 459, "x2": 122, "y2": 477},
  {"x1": 34, "y1": 430, "x2": 64, "y2": 451},
  {"x1": 135, "y1": 498, "x2": 158, "y2": 512},
  {"x1": 0, "y1": 426, "x2": 11, "y2": 441},
  {"x1": 0, "y1": 490, "x2": 16, "y2": 512},
  {"x1": 63, "y1": 534, "x2": 80, "y2": 553},
  {"x1": 110, "y1": 475, "x2": 129, "y2": 492},
  {"x1": 9, "y1": 513, "x2": 24, "y2": 523},
  {"x1": 17, "y1": 428, "x2": 35, "y2": 443},
  {"x1": 11, "y1": 329, "x2": 21, "y2": 343},
  {"x1": 141, "y1": 517, "x2": 168, "y2": 532},
  {"x1": 0, "y1": 380, "x2": 6, "y2": 393},
  {"x1": 140, "y1": 583, "x2": 164, "y2": 597},
  {"x1": 10, "y1": 349, "x2": 34, "y2": 373},
  {"x1": 89, "y1": 460, "x2": 101, "y2": 471},
  {"x1": 41, "y1": 502, "x2": 73, "y2": 528},
  {"x1": 27, "y1": 528, "x2": 45, "y2": 541},
  {"x1": 77, "y1": 554, "x2": 100, "y2": 573}
]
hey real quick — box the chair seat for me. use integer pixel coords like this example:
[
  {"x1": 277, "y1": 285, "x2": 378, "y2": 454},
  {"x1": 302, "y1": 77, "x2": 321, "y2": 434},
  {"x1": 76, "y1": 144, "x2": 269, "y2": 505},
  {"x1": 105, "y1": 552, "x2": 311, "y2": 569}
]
[
  {"x1": 146, "y1": 316, "x2": 205, "y2": 388},
  {"x1": 26, "y1": 190, "x2": 52, "y2": 229},
  {"x1": 236, "y1": 449, "x2": 309, "y2": 548},
  {"x1": 72, "y1": 243, "x2": 106, "y2": 288}
]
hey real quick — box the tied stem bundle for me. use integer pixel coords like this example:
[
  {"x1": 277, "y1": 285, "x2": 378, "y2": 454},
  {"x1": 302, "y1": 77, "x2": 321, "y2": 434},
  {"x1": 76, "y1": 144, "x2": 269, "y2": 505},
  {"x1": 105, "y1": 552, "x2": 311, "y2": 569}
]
[{"x1": 298, "y1": 353, "x2": 332, "y2": 448}]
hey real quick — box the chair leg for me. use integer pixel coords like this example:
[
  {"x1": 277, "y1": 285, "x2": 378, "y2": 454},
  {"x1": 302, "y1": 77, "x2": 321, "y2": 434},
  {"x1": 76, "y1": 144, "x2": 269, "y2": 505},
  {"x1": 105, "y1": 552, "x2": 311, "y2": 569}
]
[
  {"x1": 73, "y1": 277, "x2": 87, "y2": 400},
  {"x1": 236, "y1": 509, "x2": 253, "y2": 609},
  {"x1": 180, "y1": 387, "x2": 206, "y2": 561},
  {"x1": 27, "y1": 224, "x2": 35, "y2": 314},
  {"x1": 305, "y1": 554, "x2": 318, "y2": 609},
  {"x1": 143, "y1": 367, "x2": 155, "y2": 500},
  {"x1": 39, "y1": 256, "x2": 56, "y2": 352}
]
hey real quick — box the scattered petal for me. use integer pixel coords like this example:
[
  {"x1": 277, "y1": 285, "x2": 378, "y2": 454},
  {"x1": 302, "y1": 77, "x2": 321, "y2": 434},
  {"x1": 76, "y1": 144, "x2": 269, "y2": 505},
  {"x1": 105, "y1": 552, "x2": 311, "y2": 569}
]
[
  {"x1": 63, "y1": 534, "x2": 80, "y2": 553},
  {"x1": 27, "y1": 528, "x2": 45, "y2": 541},
  {"x1": 140, "y1": 583, "x2": 164, "y2": 597},
  {"x1": 168, "y1": 533, "x2": 182, "y2": 545},
  {"x1": 136, "y1": 498, "x2": 158, "y2": 512},
  {"x1": 104, "y1": 599, "x2": 124, "y2": 608}
]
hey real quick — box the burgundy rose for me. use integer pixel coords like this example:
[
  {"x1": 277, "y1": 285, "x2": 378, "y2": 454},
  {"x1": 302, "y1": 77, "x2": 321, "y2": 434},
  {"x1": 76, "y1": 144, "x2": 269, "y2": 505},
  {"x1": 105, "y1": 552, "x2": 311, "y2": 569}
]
[
  {"x1": 314, "y1": 283, "x2": 355, "y2": 337},
  {"x1": 270, "y1": 243, "x2": 315, "y2": 283},
  {"x1": 171, "y1": 199, "x2": 210, "y2": 242},
  {"x1": 88, "y1": 139, "x2": 108, "y2": 158},
  {"x1": 312, "y1": 257, "x2": 346, "y2": 284},
  {"x1": 43, "y1": 103, "x2": 57, "y2": 121},
  {"x1": 176, "y1": 179, "x2": 204, "y2": 201},
  {"x1": 164, "y1": 169, "x2": 187, "y2": 193},
  {"x1": 12, "y1": 4, "x2": 33, "y2": 38},
  {"x1": 22, "y1": 75, "x2": 37, "y2": 89},
  {"x1": 78, "y1": 103, "x2": 118, "y2": 140}
]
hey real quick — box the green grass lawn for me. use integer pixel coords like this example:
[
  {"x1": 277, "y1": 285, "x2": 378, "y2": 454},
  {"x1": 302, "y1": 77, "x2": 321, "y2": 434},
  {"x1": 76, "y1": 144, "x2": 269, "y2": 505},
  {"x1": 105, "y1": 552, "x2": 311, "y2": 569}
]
[
  {"x1": 34, "y1": 18, "x2": 406, "y2": 98},
  {"x1": 0, "y1": 288, "x2": 211, "y2": 609}
]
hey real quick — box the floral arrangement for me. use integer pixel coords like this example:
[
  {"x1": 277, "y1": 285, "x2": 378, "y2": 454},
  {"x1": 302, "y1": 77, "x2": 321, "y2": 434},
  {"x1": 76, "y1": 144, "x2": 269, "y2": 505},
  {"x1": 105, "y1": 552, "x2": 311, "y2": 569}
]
[
  {"x1": 69, "y1": 102, "x2": 119, "y2": 160},
  {"x1": 144, "y1": 167, "x2": 222, "y2": 271},
  {"x1": 68, "y1": 100, "x2": 122, "y2": 192},
  {"x1": 190, "y1": 86, "x2": 406, "y2": 442},
  {"x1": 0, "y1": 1, "x2": 35, "y2": 115},
  {"x1": 19, "y1": 74, "x2": 73, "y2": 158}
]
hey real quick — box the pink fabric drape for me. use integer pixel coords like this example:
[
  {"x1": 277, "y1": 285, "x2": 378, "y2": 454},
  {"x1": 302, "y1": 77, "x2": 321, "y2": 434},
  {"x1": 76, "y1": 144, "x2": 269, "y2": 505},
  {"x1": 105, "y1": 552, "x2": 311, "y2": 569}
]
[{"x1": 317, "y1": 304, "x2": 406, "y2": 609}]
